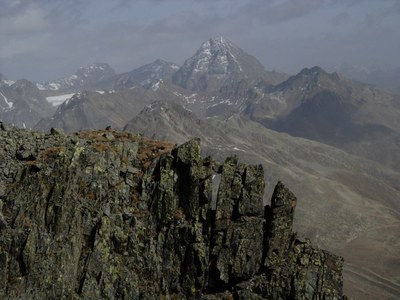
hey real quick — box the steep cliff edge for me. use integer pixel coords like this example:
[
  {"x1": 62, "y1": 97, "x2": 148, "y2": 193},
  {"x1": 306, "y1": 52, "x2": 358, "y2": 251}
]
[{"x1": 0, "y1": 122, "x2": 345, "y2": 299}]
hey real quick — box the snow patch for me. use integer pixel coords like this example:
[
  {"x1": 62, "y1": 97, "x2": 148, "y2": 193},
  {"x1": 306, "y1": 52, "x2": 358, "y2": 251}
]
[
  {"x1": 189, "y1": 36, "x2": 243, "y2": 74},
  {"x1": 48, "y1": 83, "x2": 61, "y2": 91},
  {"x1": 207, "y1": 98, "x2": 233, "y2": 108},
  {"x1": 151, "y1": 79, "x2": 163, "y2": 91},
  {"x1": 2, "y1": 80, "x2": 15, "y2": 86},
  {"x1": 0, "y1": 91, "x2": 14, "y2": 110},
  {"x1": 36, "y1": 82, "x2": 62, "y2": 91},
  {"x1": 233, "y1": 147, "x2": 245, "y2": 152},
  {"x1": 184, "y1": 93, "x2": 198, "y2": 104},
  {"x1": 36, "y1": 83, "x2": 46, "y2": 90},
  {"x1": 46, "y1": 93, "x2": 75, "y2": 106},
  {"x1": 182, "y1": 105, "x2": 192, "y2": 112}
]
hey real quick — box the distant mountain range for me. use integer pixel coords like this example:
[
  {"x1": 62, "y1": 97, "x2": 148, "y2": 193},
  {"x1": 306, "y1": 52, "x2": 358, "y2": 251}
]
[
  {"x1": 2, "y1": 36, "x2": 400, "y2": 170},
  {"x1": 112, "y1": 59, "x2": 179, "y2": 91},
  {"x1": 334, "y1": 63, "x2": 400, "y2": 95},
  {"x1": 1, "y1": 36, "x2": 400, "y2": 299},
  {"x1": 0, "y1": 79, "x2": 54, "y2": 128},
  {"x1": 36, "y1": 63, "x2": 116, "y2": 92},
  {"x1": 245, "y1": 66, "x2": 400, "y2": 169}
]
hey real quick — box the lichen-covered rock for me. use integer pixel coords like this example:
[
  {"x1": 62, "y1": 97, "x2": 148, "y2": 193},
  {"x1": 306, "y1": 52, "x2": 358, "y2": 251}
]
[{"x1": 0, "y1": 123, "x2": 345, "y2": 299}]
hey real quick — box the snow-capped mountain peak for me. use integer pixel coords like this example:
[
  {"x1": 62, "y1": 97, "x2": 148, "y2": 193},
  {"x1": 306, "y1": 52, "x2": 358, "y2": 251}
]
[
  {"x1": 0, "y1": 73, "x2": 15, "y2": 87},
  {"x1": 75, "y1": 63, "x2": 114, "y2": 80},
  {"x1": 114, "y1": 59, "x2": 179, "y2": 90},
  {"x1": 172, "y1": 36, "x2": 272, "y2": 92},
  {"x1": 189, "y1": 36, "x2": 242, "y2": 75},
  {"x1": 37, "y1": 63, "x2": 116, "y2": 92}
]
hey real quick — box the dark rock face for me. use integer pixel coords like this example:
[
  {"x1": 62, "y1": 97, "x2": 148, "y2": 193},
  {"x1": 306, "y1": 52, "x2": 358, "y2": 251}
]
[{"x1": 0, "y1": 123, "x2": 345, "y2": 299}]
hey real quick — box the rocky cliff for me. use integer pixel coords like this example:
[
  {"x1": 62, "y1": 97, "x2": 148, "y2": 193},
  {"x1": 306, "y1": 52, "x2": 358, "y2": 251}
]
[{"x1": 0, "y1": 122, "x2": 345, "y2": 299}]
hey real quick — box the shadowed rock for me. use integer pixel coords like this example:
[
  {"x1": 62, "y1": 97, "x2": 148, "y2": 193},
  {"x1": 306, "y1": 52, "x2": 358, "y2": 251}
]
[{"x1": 0, "y1": 125, "x2": 345, "y2": 299}]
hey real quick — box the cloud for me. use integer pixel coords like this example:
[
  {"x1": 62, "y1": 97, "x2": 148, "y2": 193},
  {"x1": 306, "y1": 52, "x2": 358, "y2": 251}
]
[
  {"x1": 239, "y1": 0, "x2": 324, "y2": 25},
  {"x1": 0, "y1": 34, "x2": 50, "y2": 59},
  {"x1": 331, "y1": 12, "x2": 350, "y2": 25},
  {"x1": 142, "y1": 11, "x2": 239, "y2": 40},
  {"x1": 363, "y1": 1, "x2": 400, "y2": 27},
  {"x1": 0, "y1": 0, "x2": 399, "y2": 80},
  {"x1": 0, "y1": 5, "x2": 49, "y2": 34}
]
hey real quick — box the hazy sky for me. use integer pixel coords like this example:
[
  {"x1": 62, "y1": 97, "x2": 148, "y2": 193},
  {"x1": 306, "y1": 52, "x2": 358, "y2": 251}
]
[{"x1": 0, "y1": 0, "x2": 399, "y2": 81}]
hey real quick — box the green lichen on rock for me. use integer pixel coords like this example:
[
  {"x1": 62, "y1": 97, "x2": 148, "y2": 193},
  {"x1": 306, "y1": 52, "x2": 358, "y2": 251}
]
[{"x1": 0, "y1": 123, "x2": 345, "y2": 299}]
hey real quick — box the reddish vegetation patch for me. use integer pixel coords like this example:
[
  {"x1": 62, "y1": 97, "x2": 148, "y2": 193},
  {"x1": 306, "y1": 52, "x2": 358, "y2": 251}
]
[
  {"x1": 74, "y1": 129, "x2": 139, "y2": 142},
  {"x1": 174, "y1": 207, "x2": 185, "y2": 221},
  {"x1": 74, "y1": 130, "x2": 109, "y2": 143},
  {"x1": 222, "y1": 292, "x2": 235, "y2": 300},
  {"x1": 75, "y1": 129, "x2": 175, "y2": 171},
  {"x1": 92, "y1": 143, "x2": 110, "y2": 152},
  {"x1": 74, "y1": 130, "x2": 175, "y2": 168},
  {"x1": 136, "y1": 137, "x2": 175, "y2": 169},
  {"x1": 39, "y1": 146, "x2": 66, "y2": 161}
]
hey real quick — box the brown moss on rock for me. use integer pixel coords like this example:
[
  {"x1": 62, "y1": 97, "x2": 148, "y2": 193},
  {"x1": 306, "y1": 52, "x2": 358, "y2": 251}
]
[{"x1": 0, "y1": 125, "x2": 346, "y2": 299}]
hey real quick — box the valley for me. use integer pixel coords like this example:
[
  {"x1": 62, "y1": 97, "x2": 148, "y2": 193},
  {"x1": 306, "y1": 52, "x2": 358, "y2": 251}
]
[{"x1": 1, "y1": 36, "x2": 400, "y2": 299}]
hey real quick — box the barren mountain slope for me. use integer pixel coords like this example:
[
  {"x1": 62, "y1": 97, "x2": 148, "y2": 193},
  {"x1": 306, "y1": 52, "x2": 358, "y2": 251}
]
[
  {"x1": 125, "y1": 101, "x2": 400, "y2": 299},
  {"x1": 245, "y1": 67, "x2": 400, "y2": 169}
]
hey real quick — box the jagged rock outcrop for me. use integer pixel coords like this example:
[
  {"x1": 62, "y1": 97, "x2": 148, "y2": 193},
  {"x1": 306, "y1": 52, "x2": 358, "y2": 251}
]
[{"x1": 0, "y1": 123, "x2": 345, "y2": 299}]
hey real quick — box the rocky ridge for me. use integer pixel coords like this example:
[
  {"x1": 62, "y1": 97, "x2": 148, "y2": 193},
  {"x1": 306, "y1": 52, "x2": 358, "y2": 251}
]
[
  {"x1": 244, "y1": 66, "x2": 400, "y2": 169},
  {"x1": 0, "y1": 74, "x2": 15, "y2": 87},
  {"x1": 172, "y1": 36, "x2": 287, "y2": 92},
  {"x1": 0, "y1": 123, "x2": 345, "y2": 299},
  {"x1": 0, "y1": 79, "x2": 55, "y2": 129},
  {"x1": 36, "y1": 63, "x2": 116, "y2": 92},
  {"x1": 34, "y1": 88, "x2": 160, "y2": 133},
  {"x1": 113, "y1": 59, "x2": 180, "y2": 91},
  {"x1": 125, "y1": 101, "x2": 400, "y2": 299}
]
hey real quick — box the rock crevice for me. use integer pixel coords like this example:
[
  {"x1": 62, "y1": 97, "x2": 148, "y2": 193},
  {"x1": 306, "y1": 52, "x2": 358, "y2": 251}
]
[{"x1": 0, "y1": 124, "x2": 345, "y2": 299}]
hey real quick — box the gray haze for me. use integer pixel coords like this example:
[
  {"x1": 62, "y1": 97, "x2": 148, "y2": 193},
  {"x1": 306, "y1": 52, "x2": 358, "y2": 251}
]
[{"x1": 0, "y1": 0, "x2": 399, "y2": 81}]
